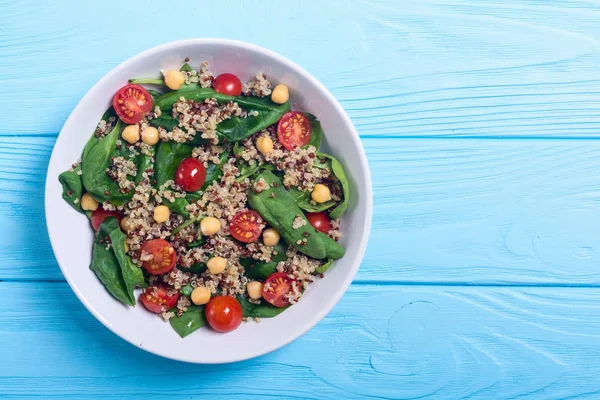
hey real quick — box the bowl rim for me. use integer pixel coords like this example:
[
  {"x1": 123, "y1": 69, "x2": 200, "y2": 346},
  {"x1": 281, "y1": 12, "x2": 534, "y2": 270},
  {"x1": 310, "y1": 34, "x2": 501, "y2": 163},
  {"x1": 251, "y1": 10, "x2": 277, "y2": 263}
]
[{"x1": 44, "y1": 38, "x2": 373, "y2": 363}]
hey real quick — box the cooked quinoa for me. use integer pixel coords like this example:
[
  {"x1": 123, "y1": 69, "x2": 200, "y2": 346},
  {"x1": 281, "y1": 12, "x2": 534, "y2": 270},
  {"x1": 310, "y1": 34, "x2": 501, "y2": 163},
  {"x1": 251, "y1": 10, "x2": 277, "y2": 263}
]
[{"x1": 242, "y1": 73, "x2": 272, "y2": 97}]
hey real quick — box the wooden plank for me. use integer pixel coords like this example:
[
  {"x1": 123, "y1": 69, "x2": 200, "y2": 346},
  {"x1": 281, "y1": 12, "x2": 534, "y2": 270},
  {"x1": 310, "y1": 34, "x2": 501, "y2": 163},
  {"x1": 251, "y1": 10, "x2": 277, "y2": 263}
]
[
  {"x1": 2, "y1": 282, "x2": 600, "y2": 399},
  {"x1": 1, "y1": 0, "x2": 600, "y2": 137},
  {"x1": 3, "y1": 136, "x2": 600, "y2": 285}
]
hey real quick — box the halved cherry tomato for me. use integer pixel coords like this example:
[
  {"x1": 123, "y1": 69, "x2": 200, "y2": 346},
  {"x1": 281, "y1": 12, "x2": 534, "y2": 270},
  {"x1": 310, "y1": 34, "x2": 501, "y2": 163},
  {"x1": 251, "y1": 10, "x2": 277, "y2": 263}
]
[
  {"x1": 91, "y1": 207, "x2": 122, "y2": 231},
  {"x1": 140, "y1": 239, "x2": 176, "y2": 275},
  {"x1": 175, "y1": 157, "x2": 206, "y2": 192},
  {"x1": 205, "y1": 296, "x2": 243, "y2": 333},
  {"x1": 140, "y1": 284, "x2": 180, "y2": 313},
  {"x1": 229, "y1": 210, "x2": 264, "y2": 243},
  {"x1": 306, "y1": 212, "x2": 332, "y2": 234},
  {"x1": 112, "y1": 84, "x2": 153, "y2": 124},
  {"x1": 263, "y1": 272, "x2": 297, "y2": 307},
  {"x1": 277, "y1": 111, "x2": 311, "y2": 150},
  {"x1": 213, "y1": 73, "x2": 242, "y2": 96}
]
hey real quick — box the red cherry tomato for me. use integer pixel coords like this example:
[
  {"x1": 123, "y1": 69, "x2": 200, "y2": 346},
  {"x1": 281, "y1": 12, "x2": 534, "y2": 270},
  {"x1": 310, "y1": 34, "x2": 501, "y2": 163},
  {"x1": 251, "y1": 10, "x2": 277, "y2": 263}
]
[
  {"x1": 140, "y1": 239, "x2": 177, "y2": 275},
  {"x1": 91, "y1": 207, "x2": 122, "y2": 231},
  {"x1": 229, "y1": 210, "x2": 264, "y2": 243},
  {"x1": 112, "y1": 84, "x2": 153, "y2": 124},
  {"x1": 262, "y1": 272, "x2": 297, "y2": 307},
  {"x1": 140, "y1": 284, "x2": 180, "y2": 313},
  {"x1": 175, "y1": 157, "x2": 207, "y2": 192},
  {"x1": 205, "y1": 296, "x2": 243, "y2": 333},
  {"x1": 213, "y1": 73, "x2": 242, "y2": 96},
  {"x1": 305, "y1": 212, "x2": 332, "y2": 234},
  {"x1": 277, "y1": 111, "x2": 311, "y2": 150}
]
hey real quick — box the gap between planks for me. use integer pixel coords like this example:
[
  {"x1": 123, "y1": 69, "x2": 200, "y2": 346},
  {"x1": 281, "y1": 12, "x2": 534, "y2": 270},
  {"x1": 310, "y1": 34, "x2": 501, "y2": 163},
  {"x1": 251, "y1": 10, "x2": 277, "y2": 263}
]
[
  {"x1": 9, "y1": 133, "x2": 600, "y2": 141},
  {"x1": 3, "y1": 278, "x2": 600, "y2": 289}
]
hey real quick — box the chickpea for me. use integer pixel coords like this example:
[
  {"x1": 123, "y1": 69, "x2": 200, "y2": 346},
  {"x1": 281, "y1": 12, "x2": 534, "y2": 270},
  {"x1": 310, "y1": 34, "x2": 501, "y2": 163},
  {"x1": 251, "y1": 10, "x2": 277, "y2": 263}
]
[
  {"x1": 311, "y1": 184, "x2": 332, "y2": 204},
  {"x1": 256, "y1": 136, "x2": 274, "y2": 155},
  {"x1": 262, "y1": 228, "x2": 280, "y2": 246},
  {"x1": 163, "y1": 69, "x2": 185, "y2": 90},
  {"x1": 153, "y1": 205, "x2": 170, "y2": 223},
  {"x1": 200, "y1": 216, "x2": 221, "y2": 236},
  {"x1": 120, "y1": 216, "x2": 133, "y2": 232},
  {"x1": 141, "y1": 127, "x2": 159, "y2": 145},
  {"x1": 121, "y1": 124, "x2": 140, "y2": 144},
  {"x1": 247, "y1": 281, "x2": 264, "y2": 300},
  {"x1": 191, "y1": 286, "x2": 211, "y2": 305},
  {"x1": 207, "y1": 256, "x2": 227, "y2": 275},
  {"x1": 124, "y1": 241, "x2": 130, "y2": 253},
  {"x1": 80, "y1": 193, "x2": 99, "y2": 211},
  {"x1": 271, "y1": 84, "x2": 289, "y2": 104}
]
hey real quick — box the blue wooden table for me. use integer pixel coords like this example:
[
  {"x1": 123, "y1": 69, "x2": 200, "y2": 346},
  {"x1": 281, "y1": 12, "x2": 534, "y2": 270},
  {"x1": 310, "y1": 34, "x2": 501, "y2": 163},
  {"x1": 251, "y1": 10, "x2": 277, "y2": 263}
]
[{"x1": 3, "y1": 0, "x2": 600, "y2": 398}]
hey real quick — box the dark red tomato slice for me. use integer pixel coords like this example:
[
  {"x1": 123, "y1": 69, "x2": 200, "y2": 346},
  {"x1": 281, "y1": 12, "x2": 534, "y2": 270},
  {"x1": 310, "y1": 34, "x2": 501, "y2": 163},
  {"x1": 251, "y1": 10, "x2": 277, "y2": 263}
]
[
  {"x1": 205, "y1": 296, "x2": 243, "y2": 333},
  {"x1": 277, "y1": 111, "x2": 311, "y2": 150},
  {"x1": 140, "y1": 284, "x2": 180, "y2": 313},
  {"x1": 112, "y1": 84, "x2": 153, "y2": 124},
  {"x1": 91, "y1": 207, "x2": 122, "y2": 231},
  {"x1": 175, "y1": 157, "x2": 206, "y2": 192},
  {"x1": 229, "y1": 210, "x2": 264, "y2": 243},
  {"x1": 305, "y1": 212, "x2": 332, "y2": 234},
  {"x1": 263, "y1": 272, "x2": 297, "y2": 307},
  {"x1": 140, "y1": 239, "x2": 177, "y2": 275},
  {"x1": 213, "y1": 73, "x2": 242, "y2": 96}
]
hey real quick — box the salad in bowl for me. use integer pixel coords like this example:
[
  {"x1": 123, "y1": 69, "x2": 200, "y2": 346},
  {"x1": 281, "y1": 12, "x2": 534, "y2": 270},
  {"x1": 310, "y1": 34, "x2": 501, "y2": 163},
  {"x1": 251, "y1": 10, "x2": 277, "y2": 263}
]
[{"x1": 58, "y1": 60, "x2": 350, "y2": 337}]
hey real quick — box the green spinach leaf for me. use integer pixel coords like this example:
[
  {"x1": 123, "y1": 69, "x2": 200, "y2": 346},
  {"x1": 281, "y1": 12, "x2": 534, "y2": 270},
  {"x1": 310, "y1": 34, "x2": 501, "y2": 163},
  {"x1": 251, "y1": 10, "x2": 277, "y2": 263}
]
[
  {"x1": 154, "y1": 141, "x2": 194, "y2": 188},
  {"x1": 180, "y1": 63, "x2": 194, "y2": 73},
  {"x1": 315, "y1": 259, "x2": 333, "y2": 274},
  {"x1": 180, "y1": 284, "x2": 194, "y2": 297},
  {"x1": 169, "y1": 305, "x2": 206, "y2": 338},
  {"x1": 61, "y1": 106, "x2": 118, "y2": 211},
  {"x1": 248, "y1": 171, "x2": 327, "y2": 259},
  {"x1": 187, "y1": 240, "x2": 204, "y2": 248},
  {"x1": 82, "y1": 120, "x2": 135, "y2": 203},
  {"x1": 90, "y1": 218, "x2": 135, "y2": 306},
  {"x1": 148, "y1": 89, "x2": 163, "y2": 101},
  {"x1": 313, "y1": 156, "x2": 332, "y2": 170},
  {"x1": 82, "y1": 107, "x2": 117, "y2": 163},
  {"x1": 183, "y1": 263, "x2": 207, "y2": 274},
  {"x1": 149, "y1": 115, "x2": 180, "y2": 132},
  {"x1": 235, "y1": 161, "x2": 276, "y2": 183},
  {"x1": 233, "y1": 141, "x2": 244, "y2": 157},
  {"x1": 288, "y1": 186, "x2": 335, "y2": 213},
  {"x1": 235, "y1": 161, "x2": 261, "y2": 182},
  {"x1": 316, "y1": 152, "x2": 350, "y2": 219},
  {"x1": 186, "y1": 192, "x2": 201, "y2": 203},
  {"x1": 128, "y1": 78, "x2": 164, "y2": 85},
  {"x1": 248, "y1": 171, "x2": 345, "y2": 260},
  {"x1": 240, "y1": 242, "x2": 288, "y2": 280},
  {"x1": 135, "y1": 146, "x2": 155, "y2": 185},
  {"x1": 201, "y1": 150, "x2": 230, "y2": 190},
  {"x1": 148, "y1": 88, "x2": 163, "y2": 98},
  {"x1": 316, "y1": 231, "x2": 345, "y2": 260},
  {"x1": 165, "y1": 198, "x2": 190, "y2": 219},
  {"x1": 306, "y1": 113, "x2": 323, "y2": 151},
  {"x1": 103, "y1": 216, "x2": 146, "y2": 296},
  {"x1": 58, "y1": 166, "x2": 85, "y2": 213},
  {"x1": 237, "y1": 296, "x2": 289, "y2": 318}
]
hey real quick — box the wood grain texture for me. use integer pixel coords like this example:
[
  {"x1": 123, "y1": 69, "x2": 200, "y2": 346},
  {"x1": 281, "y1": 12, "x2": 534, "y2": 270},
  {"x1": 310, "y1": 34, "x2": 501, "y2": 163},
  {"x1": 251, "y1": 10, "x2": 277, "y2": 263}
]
[
  {"x1": 3, "y1": 282, "x2": 600, "y2": 399},
  {"x1": 2, "y1": 0, "x2": 600, "y2": 398},
  {"x1": 4, "y1": 136, "x2": 600, "y2": 285},
  {"x1": 1, "y1": 0, "x2": 600, "y2": 138}
]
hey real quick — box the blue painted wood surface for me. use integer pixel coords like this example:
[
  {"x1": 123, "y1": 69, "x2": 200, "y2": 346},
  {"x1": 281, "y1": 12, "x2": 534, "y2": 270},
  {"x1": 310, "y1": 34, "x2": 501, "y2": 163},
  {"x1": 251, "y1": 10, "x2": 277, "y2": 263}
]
[{"x1": 2, "y1": 0, "x2": 600, "y2": 398}]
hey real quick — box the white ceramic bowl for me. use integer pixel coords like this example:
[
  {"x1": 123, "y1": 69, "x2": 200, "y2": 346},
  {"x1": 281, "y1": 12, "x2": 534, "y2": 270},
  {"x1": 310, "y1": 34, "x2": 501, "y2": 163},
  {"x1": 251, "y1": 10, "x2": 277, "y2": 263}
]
[{"x1": 45, "y1": 39, "x2": 372, "y2": 363}]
